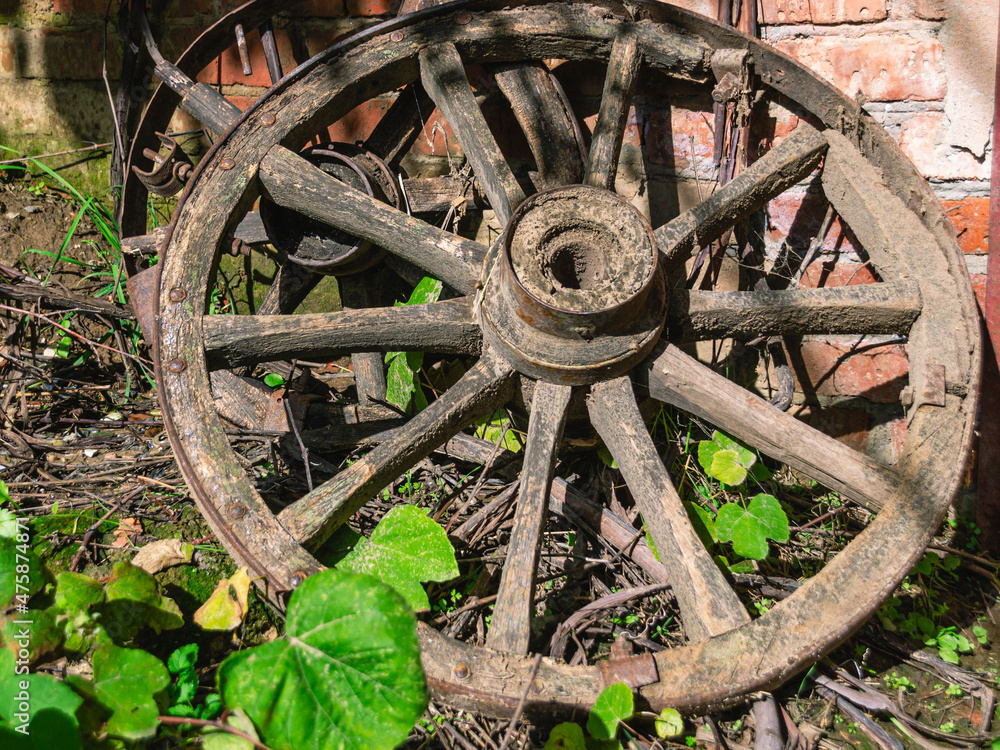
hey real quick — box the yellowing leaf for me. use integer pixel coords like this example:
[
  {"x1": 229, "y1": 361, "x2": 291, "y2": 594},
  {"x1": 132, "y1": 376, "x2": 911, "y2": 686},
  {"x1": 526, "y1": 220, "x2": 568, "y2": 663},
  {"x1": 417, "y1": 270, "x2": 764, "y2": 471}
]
[{"x1": 194, "y1": 568, "x2": 253, "y2": 631}]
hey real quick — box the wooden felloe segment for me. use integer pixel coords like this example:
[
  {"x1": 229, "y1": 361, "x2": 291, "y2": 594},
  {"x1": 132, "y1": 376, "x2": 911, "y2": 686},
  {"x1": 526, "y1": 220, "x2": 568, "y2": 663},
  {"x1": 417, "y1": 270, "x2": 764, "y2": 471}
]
[
  {"x1": 588, "y1": 376, "x2": 749, "y2": 643},
  {"x1": 585, "y1": 28, "x2": 642, "y2": 191},
  {"x1": 641, "y1": 345, "x2": 901, "y2": 513},
  {"x1": 488, "y1": 381, "x2": 572, "y2": 654},
  {"x1": 654, "y1": 124, "x2": 827, "y2": 271},
  {"x1": 258, "y1": 146, "x2": 485, "y2": 294},
  {"x1": 421, "y1": 42, "x2": 527, "y2": 225},
  {"x1": 277, "y1": 351, "x2": 517, "y2": 549},
  {"x1": 669, "y1": 280, "x2": 922, "y2": 340}
]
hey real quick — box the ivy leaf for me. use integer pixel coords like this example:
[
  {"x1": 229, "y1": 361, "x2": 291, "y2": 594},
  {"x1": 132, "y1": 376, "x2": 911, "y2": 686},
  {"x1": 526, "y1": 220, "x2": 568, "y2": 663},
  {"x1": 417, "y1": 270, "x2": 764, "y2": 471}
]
[
  {"x1": 697, "y1": 432, "x2": 756, "y2": 486},
  {"x1": 715, "y1": 494, "x2": 790, "y2": 560},
  {"x1": 218, "y1": 568, "x2": 428, "y2": 750},
  {"x1": 0, "y1": 538, "x2": 45, "y2": 608},
  {"x1": 1, "y1": 608, "x2": 62, "y2": 665},
  {"x1": 337, "y1": 506, "x2": 459, "y2": 611},
  {"x1": 544, "y1": 722, "x2": 586, "y2": 750},
  {"x1": 0, "y1": 649, "x2": 83, "y2": 750},
  {"x1": 55, "y1": 572, "x2": 105, "y2": 613},
  {"x1": 712, "y1": 431, "x2": 756, "y2": 469},
  {"x1": 91, "y1": 643, "x2": 170, "y2": 740},
  {"x1": 709, "y1": 450, "x2": 747, "y2": 486},
  {"x1": 655, "y1": 708, "x2": 685, "y2": 739},
  {"x1": 586, "y1": 682, "x2": 634, "y2": 740},
  {"x1": 194, "y1": 568, "x2": 253, "y2": 632},
  {"x1": 101, "y1": 562, "x2": 183, "y2": 639}
]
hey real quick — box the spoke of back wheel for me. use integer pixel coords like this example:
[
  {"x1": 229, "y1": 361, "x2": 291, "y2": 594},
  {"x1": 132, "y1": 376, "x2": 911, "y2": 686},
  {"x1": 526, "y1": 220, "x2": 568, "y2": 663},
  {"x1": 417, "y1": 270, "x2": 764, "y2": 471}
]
[
  {"x1": 339, "y1": 277, "x2": 388, "y2": 407},
  {"x1": 420, "y1": 42, "x2": 526, "y2": 225},
  {"x1": 258, "y1": 19, "x2": 283, "y2": 85},
  {"x1": 654, "y1": 124, "x2": 828, "y2": 273},
  {"x1": 584, "y1": 28, "x2": 641, "y2": 190},
  {"x1": 492, "y1": 62, "x2": 585, "y2": 187},
  {"x1": 588, "y1": 376, "x2": 748, "y2": 643},
  {"x1": 258, "y1": 145, "x2": 485, "y2": 294},
  {"x1": 278, "y1": 350, "x2": 517, "y2": 549},
  {"x1": 254, "y1": 261, "x2": 319, "y2": 317},
  {"x1": 668, "y1": 280, "x2": 922, "y2": 341},
  {"x1": 641, "y1": 345, "x2": 902, "y2": 513},
  {"x1": 203, "y1": 297, "x2": 481, "y2": 370},
  {"x1": 487, "y1": 381, "x2": 572, "y2": 654},
  {"x1": 365, "y1": 83, "x2": 435, "y2": 166}
]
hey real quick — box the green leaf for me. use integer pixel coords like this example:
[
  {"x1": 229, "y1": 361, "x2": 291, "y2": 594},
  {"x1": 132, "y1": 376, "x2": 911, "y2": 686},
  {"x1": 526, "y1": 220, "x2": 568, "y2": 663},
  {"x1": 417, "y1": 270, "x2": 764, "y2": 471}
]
[
  {"x1": 263, "y1": 373, "x2": 286, "y2": 388},
  {"x1": 0, "y1": 538, "x2": 45, "y2": 608},
  {"x1": 384, "y1": 278, "x2": 443, "y2": 413},
  {"x1": 715, "y1": 494, "x2": 790, "y2": 561},
  {"x1": 597, "y1": 447, "x2": 618, "y2": 470},
  {"x1": 202, "y1": 708, "x2": 260, "y2": 750},
  {"x1": 654, "y1": 708, "x2": 685, "y2": 739},
  {"x1": 338, "y1": 506, "x2": 459, "y2": 611},
  {"x1": 709, "y1": 450, "x2": 747, "y2": 486},
  {"x1": 91, "y1": 644, "x2": 170, "y2": 740},
  {"x1": 0, "y1": 510, "x2": 18, "y2": 539},
  {"x1": 684, "y1": 501, "x2": 718, "y2": 548},
  {"x1": 474, "y1": 412, "x2": 523, "y2": 453},
  {"x1": 218, "y1": 568, "x2": 428, "y2": 750},
  {"x1": 0, "y1": 649, "x2": 83, "y2": 750},
  {"x1": 168, "y1": 643, "x2": 199, "y2": 675},
  {"x1": 973, "y1": 624, "x2": 989, "y2": 645},
  {"x1": 101, "y1": 562, "x2": 183, "y2": 639},
  {"x1": 586, "y1": 683, "x2": 634, "y2": 741},
  {"x1": 1, "y1": 608, "x2": 63, "y2": 665},
  {"x1": 0, "y1": 480, "x2": 10, "y2": 503},
  {"x1": 55, "y1": 572, "x2": 105, "y2": 613},
  {"x1": 712, "y1": 431, "x2": 756, "y2": 469},
  {"x1": 939, "y1": 648, "x2": 960, "y2": 665},
  {"x1": 697, "y1": 440, "x2": 720, "y2": 476},
  {"x1": 545, "y1": 722, "x2": 586, "y2": 750}
]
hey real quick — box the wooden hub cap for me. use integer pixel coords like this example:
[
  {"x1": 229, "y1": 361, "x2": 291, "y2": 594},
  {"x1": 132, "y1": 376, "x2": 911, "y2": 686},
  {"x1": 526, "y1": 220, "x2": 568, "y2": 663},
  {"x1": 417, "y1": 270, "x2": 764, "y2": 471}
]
[{"x1": 480, "y1": 185, "x2": 666, "y2": 384}]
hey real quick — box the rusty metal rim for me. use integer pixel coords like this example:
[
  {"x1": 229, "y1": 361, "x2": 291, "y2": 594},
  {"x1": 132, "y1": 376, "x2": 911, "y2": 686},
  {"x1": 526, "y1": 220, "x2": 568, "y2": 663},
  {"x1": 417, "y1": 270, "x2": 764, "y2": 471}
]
[{"x1": 154, "y1": 0, "x2": 980, "y2": 718}]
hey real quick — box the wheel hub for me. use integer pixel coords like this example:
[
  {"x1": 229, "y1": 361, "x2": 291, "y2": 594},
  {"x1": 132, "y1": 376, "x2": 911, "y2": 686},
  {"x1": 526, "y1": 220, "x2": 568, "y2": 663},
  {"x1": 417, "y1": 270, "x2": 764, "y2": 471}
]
[{"x1": 480, "y1": 185, "x2": 666, "y2": 384}]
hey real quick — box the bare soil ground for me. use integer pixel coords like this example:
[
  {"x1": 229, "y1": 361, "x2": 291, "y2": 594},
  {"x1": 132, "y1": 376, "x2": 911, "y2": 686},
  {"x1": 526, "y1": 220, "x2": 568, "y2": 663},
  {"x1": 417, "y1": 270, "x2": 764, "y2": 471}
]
[{"x1": 1, "y1": 174, "x2": 999, "y2": 750}]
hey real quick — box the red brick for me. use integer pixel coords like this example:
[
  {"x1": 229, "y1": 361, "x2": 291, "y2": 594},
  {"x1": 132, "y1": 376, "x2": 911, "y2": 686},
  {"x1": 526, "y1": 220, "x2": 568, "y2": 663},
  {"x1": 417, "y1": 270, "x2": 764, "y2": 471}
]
[
  {"x1": 642, "y1": 107, "x2": 715, "y2": 172},
  {"x1": 790, "y1": 405, "x2": 869, "y2": 453},
  {"x1": 324, "y1": 98, "x2": 393, "y2": 143},
  {"x1": 943, "y1": 198, "x2": 989, "y2": 255},
  {"x1": 762, "y1": 0, "x2": 887, "y2": 25},
  {"x1": 789, "y1": 340, "x2": 909, "y2": 403},
  {"x1": 773, "y1": 36, "x2": 946, "y2": 101},
  {"x1": 665, "y1": 0, "x2": 718, "y2": 16},
  {"x1": 51, "y1": 0, "x2": 107, "y2": 13},
  {"x1": 799, "y1": 261, "x2": 878, "y2": 288},
  {"x1": 766, "y1": 192, "x2": 863, "y2": 256},
  {"x1": 285, "y1": 0, "x2": 346, "y2": 17},
  {"x1": 345, "y1": 0, "x2": 397, "y2": 15},
  {"x1": 914, "y1": 0, "x2": 948, "y2": 20}
]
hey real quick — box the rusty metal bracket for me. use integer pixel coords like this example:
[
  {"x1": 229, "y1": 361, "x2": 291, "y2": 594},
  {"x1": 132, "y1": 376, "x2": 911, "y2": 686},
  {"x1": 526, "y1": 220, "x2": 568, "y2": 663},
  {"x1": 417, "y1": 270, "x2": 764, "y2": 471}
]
[
  {"x1": 131, "y1": 132, "x2": 193, "y2": 197},
  {"x1": 900, "y1": 363, "x2": 947, "y2": 409}
]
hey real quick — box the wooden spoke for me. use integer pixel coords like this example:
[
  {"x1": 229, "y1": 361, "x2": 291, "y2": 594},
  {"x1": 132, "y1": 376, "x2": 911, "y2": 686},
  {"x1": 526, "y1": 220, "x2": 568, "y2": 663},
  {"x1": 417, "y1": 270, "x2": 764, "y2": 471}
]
[
  {"x1": 584, "y1": 29, "x2": 641, "y2": 190},
  {"x1": 668, "y1": 280, "x2": 922, "y2": 341},
  {"x1": 588, "y1": 376, "x2": 748, "y2": 643},
  {"x1": 339, "y1": 277, "x2": 388, "y2": 407},
  {"x1": 364, "y1": 83, "x2": 435, "y2": 166},
  {"x1": 493, "y1": 62, "x2": 585, "y2": 187},
  {"x1": 654, "y1": 124, "x2": 828, "y2": 272},
  {"x1": 487, "y1": 381, "x2": 572, "y2": 654},
  {"x1": 203, "y1": 297, "x2": 481, "y2": 370},
  {"x1": 641, "y1": 345, "x2": 901, "y2": 513},
  {"x1": 420, "y1": 42, "x2": 527, "y2": 225},
  {"x1": 277, "y1": 351, "x2": 517, "y2": 549},
  {"x1": 255, "y1": 262, "x2": 319, "y2": 317},
  {"x1": 258, "y1": 145, "x2": 485, "y2": 294}
]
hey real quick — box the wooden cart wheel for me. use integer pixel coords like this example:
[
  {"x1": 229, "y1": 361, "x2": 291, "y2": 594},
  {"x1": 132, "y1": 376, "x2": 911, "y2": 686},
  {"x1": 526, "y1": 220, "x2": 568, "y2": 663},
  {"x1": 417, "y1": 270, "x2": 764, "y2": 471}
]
[{"x1": 155, "y1": 0, "x2": 980, "y2": 718}]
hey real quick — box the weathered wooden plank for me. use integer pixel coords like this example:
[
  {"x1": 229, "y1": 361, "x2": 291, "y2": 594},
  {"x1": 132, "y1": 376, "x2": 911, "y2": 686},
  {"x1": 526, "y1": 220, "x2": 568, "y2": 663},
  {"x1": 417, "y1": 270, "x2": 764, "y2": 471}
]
[
  {"x1": 668, "y1": 280, "x2": 922, "y2": 341},
  {"x1": 588, "y1": 376, "x2": 748, "y2": 643},
  {"x1": 258, "y1": 145, "x2": 485, "y2": 295},
  {"x1": 365, "y1": 83, "x2": 435, "y2": 166},
  {"x1": 585, "y1": 28, "x2": 641, "y2": 190},
  {"x1": 402, "y1": 176, "x2": 489, "y2": 213},
  {"x1": 654, "y1": 124, "x2": 827, "y2": 272},
  {"x1": 493, "y1": 62, "x2": 584, "y2": 187},
  {"x1": 487, "y1": 381, "x2": 572, "y2": 654},
  {"x1": 640, "y1": 345, "x2": 900, "y2": 512},
  {"x1": 278, "y1": 351, "x2": 516, "y2": 549},
  {"x1": 420, "y1": 42, "x2": 526, "y2": 225},
  {"x1": 203, "y1": 297, "x2": 481, "y2": 370}
]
